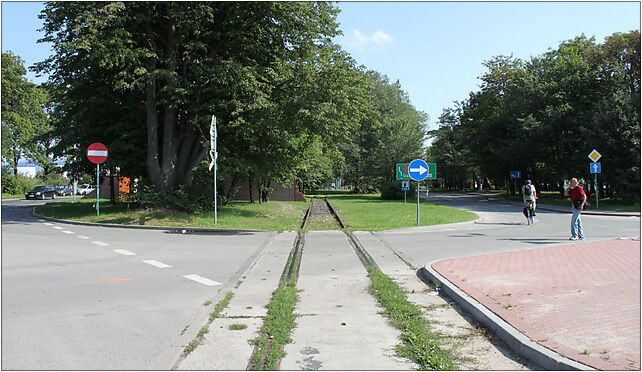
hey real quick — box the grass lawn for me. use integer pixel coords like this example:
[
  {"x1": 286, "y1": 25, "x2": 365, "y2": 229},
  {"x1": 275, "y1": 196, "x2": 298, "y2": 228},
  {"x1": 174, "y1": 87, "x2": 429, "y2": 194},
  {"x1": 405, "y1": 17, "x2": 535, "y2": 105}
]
[
  {"x1": 35, "y1": 199, "x2": 309, "y2": 232},
  {"x1": 319, "y1": 194, "x2": 478, "y2": 231},
  {"x1": 2, "y1": 193, "x2": 24, "y2": 199},
  {"x1": 35, "y1": 193, "x2": 478, "y2": 231}
]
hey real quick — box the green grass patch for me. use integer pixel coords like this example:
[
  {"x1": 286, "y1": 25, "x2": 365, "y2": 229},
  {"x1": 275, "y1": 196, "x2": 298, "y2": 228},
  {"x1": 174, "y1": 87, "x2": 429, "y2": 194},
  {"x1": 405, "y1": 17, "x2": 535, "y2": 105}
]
[
  {"x1": 322, "y1": 194, "x2": 478, "y2": 231},
  {"x1": 229, "y1": 323, "x2": 248, "y2": 331},
  {"x1": 182, "y1": 291, "x2": 234, "y2": 357},
  {"x1": 2, "y1": 193, "x2": 24, "y2": 199},
  {"x1": 368, "y1": 269, "x2": 454, "y2": 370},
  {"x1": 35, "y1": 198, "x2": 309, "y2": 231}
]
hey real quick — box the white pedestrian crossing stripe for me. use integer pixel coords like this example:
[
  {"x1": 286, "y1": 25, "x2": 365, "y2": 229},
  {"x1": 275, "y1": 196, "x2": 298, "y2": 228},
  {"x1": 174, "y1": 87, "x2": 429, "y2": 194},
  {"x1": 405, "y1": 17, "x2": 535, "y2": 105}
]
[
  {"x1": 183, "y1": 274, "x2": 222, "y2": 286},
  {"x1": 143, "y1": 260, "x2": 171, "y2": 268},
  {"x1": 113, "y1": 249, "x2": 136, "y2": 256}
]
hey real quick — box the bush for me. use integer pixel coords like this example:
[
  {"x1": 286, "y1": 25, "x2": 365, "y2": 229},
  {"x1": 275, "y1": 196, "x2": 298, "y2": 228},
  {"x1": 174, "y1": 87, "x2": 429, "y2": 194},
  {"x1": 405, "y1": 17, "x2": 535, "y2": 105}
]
[
  {"x1": 2, "y1": 173, "x2": 37, "y2": 195},
  {"x1": 380, "y1": 180, "x2": 416, "y2": 200}
]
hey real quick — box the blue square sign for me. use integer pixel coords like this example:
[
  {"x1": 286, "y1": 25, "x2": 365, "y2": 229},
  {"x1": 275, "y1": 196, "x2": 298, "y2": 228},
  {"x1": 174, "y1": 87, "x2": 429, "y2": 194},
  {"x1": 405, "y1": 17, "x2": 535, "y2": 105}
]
[{"x1": 590, "y1": 162, "x2": 601, "y2": 174}]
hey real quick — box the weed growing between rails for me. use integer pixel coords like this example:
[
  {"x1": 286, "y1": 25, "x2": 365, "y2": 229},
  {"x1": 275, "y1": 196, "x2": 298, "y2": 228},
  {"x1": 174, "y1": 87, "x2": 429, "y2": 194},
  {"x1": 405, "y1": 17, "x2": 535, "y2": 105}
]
[
  {"x1": 248, "y1": 233, "x2": 303, "y2": 370},
  {"x1": 368, "y1": 270, "x2": 454, "y2": 370},
  {"x1": 347, "y1": 232, "x2": 454, "y2": 369}
]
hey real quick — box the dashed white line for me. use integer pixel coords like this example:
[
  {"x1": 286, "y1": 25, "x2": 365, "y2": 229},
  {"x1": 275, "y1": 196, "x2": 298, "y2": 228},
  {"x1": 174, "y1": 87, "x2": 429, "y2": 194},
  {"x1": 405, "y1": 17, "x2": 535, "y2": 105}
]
[
  {"x1": 43, "y1": 222, "x2": 53, "y2": 225},
  {"x1": 52, "y1": 226, "x2": 63, "y2": 230},
  {"x1": 62, "y1": 230, "x2": 75, "y2": 234},
  {"x1": 113, "y1": 249, "x2": 136, "y2": 256},
  {"x1": 92, "y1": 241, "x2": 110, "y2": 247},
  {"x1": 77, "y1": 236, "x2": 90, "y2": 239},
  {"x1": 183, "y1": 275, "x2": 222, "y2": 286},
  {"x1": 142, "y1": 260, "x2": 171, "y2": 268}
]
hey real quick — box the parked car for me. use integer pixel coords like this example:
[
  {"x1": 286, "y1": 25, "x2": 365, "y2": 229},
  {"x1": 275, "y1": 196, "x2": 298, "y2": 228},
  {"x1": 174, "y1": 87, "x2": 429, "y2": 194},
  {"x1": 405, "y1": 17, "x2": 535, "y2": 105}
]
[
  {"x1": 55, "y1": 185, "x2": 73, "y2": 196},
  {"x1": 25, "y1": 185, "x2": 56, "y2": 200},
  {"x1": 77, "y1": 184, "x2": 95, "y2": 195}
]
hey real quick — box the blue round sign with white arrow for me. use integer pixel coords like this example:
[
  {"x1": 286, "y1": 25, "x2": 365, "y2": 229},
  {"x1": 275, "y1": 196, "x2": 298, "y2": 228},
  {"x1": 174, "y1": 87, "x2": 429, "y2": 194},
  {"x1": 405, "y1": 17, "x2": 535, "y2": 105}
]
[{"x1": 408, "y1": 159, "x2": 429, "y2": 181}]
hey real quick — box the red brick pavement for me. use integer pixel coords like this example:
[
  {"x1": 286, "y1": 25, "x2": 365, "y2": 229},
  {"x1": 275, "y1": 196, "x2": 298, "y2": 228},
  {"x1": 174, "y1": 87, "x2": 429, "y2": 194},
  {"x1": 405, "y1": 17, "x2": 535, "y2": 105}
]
[{"x1": 432, "y1": 239, "x2": 640, "y2": 370}]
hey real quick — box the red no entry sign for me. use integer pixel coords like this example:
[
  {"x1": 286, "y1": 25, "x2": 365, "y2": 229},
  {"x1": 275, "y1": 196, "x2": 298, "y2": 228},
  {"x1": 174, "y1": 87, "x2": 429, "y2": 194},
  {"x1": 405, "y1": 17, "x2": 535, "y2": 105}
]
[{"x1": 87, "y1": 143, "x2": 108, "y2": 164}]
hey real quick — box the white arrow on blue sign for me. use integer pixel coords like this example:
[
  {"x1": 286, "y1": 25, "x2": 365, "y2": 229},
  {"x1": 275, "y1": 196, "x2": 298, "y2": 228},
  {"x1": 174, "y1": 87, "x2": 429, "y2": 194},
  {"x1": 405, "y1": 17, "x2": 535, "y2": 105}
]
[
  {"x1": 408, "y1": 159, "x2": 429, "y2": 181},
  {"x1": 590, "y1": 162, "x2": 601, "y2": 174}
]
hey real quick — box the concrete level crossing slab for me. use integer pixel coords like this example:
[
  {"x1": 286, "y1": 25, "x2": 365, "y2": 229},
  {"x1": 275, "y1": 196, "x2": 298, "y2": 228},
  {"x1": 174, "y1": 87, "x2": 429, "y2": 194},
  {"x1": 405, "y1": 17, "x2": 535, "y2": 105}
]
[
  {"x1": 222, "y1": 231, "x2": 296, "y2": 318},
  {"x1": 280, "y1": 231, "x2": 415, "y2": 370},
  {"x1": 180, "y1": 232, "x2": 296, "y2": 370}
]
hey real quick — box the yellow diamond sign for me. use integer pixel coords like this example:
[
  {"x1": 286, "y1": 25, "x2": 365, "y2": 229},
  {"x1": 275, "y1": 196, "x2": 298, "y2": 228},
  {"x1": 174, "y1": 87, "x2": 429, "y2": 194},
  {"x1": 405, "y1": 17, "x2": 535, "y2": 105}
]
[{"x1": 588, "y1": 149, "x2": 602, "y2": 162}]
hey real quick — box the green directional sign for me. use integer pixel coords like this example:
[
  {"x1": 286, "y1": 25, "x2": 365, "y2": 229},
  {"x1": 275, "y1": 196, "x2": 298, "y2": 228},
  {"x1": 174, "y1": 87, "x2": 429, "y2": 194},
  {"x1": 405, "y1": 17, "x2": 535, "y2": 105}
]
[
  {"x1": 426, "y1": 163, "x2": 437, "y2": 180},
  {"x1": 396, "y1": 163, "x2": 411, "y2": 180}
]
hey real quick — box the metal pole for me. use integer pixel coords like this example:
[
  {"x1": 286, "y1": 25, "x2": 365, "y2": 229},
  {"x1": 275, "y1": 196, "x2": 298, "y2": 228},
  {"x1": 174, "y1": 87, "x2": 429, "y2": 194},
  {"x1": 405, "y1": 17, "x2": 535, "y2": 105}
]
[
  {"x1": 404, "y1": 190, "x2": 406, "y2": 204},
  {"x1": 214, "y1": 164, "x2": 217, "y2": 224},
  {"x1": 96, "y1": 163, "x2": 100, "y2": 216},
  {"x1": 416, "y1": 182, "x2": 420, "y2": 225},
  {"x1": 595, "y1": 173, "x2": 599, "y2": 209}
]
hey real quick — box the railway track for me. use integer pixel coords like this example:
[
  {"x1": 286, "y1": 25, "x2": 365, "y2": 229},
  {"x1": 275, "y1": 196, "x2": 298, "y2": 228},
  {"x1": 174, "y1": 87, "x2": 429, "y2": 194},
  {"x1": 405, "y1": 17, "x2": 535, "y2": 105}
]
[{"x1": 301, "y1": 197, "x2": 345, "y2": 229}]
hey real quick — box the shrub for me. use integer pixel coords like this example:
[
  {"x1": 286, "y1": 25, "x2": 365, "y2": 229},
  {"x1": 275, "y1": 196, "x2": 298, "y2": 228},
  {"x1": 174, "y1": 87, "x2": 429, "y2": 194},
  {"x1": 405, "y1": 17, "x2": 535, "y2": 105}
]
[
  {"x1": 2, "y1": 173, "x2": 37, "y2": 194},
  {"x1": 380, "y1": 180, "x2": 416, "y2": 200}
]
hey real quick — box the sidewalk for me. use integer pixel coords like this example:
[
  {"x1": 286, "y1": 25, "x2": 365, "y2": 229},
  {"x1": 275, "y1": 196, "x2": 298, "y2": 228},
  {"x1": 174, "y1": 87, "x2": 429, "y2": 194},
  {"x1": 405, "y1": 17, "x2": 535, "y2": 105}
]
[{"x1": 427, "y1": 239, "x2": 640, "y2": 370}]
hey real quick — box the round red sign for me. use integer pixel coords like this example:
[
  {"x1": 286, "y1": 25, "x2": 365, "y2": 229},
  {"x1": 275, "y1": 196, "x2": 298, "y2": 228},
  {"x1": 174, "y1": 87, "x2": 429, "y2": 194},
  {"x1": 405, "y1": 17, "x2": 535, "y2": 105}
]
[{"x1": 87, "y1": 143, "x2": 108, "y2": 164}]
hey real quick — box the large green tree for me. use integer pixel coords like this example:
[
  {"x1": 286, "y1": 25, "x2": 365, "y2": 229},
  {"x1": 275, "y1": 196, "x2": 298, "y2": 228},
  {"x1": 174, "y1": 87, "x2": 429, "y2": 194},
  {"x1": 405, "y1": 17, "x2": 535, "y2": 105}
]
[
  {"x1": 36, "y1": 2, "x2": 359, "y2": 195},
  {"x1": 428, "y1": 31, "x2": 640, "y2": 200},
  {"x1": 1, "y1": 51, "x2": 49, "y2": 175}
]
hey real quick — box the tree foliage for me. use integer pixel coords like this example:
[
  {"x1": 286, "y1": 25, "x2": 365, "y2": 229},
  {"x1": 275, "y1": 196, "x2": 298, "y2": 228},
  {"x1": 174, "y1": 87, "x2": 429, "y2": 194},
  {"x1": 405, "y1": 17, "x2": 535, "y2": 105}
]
[
  {"x1": 36, "y1": 1, "x2": 366, "y2": 198},
  {"x1": 1, "y1": 51, "x2": 50, "y2": 175},
  {"x1": 428, "y1": 32, "x2": 640, "y2": 201}
]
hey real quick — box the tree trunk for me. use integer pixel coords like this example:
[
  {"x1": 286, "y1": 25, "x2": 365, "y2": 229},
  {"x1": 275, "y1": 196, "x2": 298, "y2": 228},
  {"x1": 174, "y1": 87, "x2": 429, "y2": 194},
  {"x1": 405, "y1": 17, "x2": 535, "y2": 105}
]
[{"x1": 248, "y1": 178, "x2": 254, "y2": 203}]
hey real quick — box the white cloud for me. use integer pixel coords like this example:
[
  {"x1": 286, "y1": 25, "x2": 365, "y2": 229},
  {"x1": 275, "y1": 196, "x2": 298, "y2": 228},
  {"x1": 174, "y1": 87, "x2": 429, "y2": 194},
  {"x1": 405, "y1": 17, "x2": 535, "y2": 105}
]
[
  {"x1": 348, "y1": 29, "x2": 394, "y2": 48},
  {"x1": 371, "y1": 30, "x2": 394, "y2": 45}
]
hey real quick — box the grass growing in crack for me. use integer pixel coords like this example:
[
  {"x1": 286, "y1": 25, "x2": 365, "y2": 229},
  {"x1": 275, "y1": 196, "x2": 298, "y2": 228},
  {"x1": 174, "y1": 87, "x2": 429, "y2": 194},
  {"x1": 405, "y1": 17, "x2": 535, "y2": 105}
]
[
  {"x1": 249, "y1": 242, "x2": 301, "y2": 370},
  {"x1": 182, "y1": 292, "x2": 234, "y2": 357},
  {"x1": 229, "y1": 323, "x2": 248, "y2": 331},
  {"x1": 367, "y1": 269, "x2": 454, "y2": 370}
]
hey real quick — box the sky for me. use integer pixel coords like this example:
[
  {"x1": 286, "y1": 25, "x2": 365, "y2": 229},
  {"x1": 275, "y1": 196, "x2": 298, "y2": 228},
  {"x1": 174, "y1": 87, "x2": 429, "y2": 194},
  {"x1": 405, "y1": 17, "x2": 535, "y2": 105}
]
[{"x1": 2, "y1": 1, "x2": 641, "y2": 136}]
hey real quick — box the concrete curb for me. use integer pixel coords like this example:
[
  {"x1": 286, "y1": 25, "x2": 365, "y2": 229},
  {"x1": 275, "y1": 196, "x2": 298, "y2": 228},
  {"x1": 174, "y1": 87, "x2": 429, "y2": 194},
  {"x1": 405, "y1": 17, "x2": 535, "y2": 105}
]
[
  {"x1": 418, "y1": 264, "x2": 595, "y2": 371},
  {"x1": 32, "y1": 207, "x2": 261, "y2": 234}
]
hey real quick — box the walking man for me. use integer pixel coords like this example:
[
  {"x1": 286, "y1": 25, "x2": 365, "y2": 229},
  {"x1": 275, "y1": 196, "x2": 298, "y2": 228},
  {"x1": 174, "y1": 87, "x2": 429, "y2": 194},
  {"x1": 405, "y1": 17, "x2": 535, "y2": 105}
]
[{"x1": 565, "y1": 178, "x2": 586, "y2": 240}]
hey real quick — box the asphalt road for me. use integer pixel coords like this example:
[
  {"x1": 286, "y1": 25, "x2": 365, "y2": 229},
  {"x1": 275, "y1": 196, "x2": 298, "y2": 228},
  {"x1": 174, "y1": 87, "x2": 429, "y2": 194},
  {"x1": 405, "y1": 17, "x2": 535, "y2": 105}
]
[
  {"x1": 2, "y1": 194, "x2": 638, "y2": 370},
  {"x1": 377, "y1": 193, "x2": 641, "y2": 267},
  {"x1": 1, "y1": 198, "x2": 275, "y2": 370}
]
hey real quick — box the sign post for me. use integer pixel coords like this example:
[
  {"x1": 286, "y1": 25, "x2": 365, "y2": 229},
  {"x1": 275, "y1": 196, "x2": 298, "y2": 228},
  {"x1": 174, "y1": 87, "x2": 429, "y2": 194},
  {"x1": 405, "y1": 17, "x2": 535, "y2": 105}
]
[
  {"x1": 87, "y1": 143, "x2": 108, "y2": 216},
  {"x1": 510, "y1": 171, "x2": 522, "y2": 196},
  {"x1": 408, "y1": 159, "x2": 430, "y2": 225},
  {"x1": 209, "y1": 115, "x2": 218, "y2": 224},
  {"x1": 588, "y1": 150, "x2": 602, "y2": 209},
  {"x1": 401, "y1": 180, "x2": 409, "y2": 204}
]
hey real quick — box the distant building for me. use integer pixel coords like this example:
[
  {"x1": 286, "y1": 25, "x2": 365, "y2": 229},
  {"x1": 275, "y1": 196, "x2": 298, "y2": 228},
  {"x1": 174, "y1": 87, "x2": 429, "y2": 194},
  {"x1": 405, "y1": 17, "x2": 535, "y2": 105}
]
[{"x1": 17, "y1": 164, "x2": 37, "y2": 178}]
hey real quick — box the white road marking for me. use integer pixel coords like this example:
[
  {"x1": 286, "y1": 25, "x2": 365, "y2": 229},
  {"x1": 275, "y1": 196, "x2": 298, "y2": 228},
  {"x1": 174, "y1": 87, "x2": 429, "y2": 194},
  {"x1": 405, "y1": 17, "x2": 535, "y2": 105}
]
[
  {"x1": 142, "y1": 260, "x2": 171, "y2": 268},
  {"x1": 183, "y1": 275, "x2": 222, "y2": 286},
  {"x1": 44, "y1": 222, "x2": 54, "y2": 226},
  {"x1": 62, "y1": 230, "x2": 75, "y2": 234},
  {"x1": 52, "y1": 226, "x2": 63, "y2": 230},
  {"x1": 113, "y1": 249, "x2": 136, "y2": 256},
  {"x1": 92, "y1": 241, "x2": 110, "y2": 247},
  {"x1": 77, "y1": 235, "x2": 90, "y2": 239}
]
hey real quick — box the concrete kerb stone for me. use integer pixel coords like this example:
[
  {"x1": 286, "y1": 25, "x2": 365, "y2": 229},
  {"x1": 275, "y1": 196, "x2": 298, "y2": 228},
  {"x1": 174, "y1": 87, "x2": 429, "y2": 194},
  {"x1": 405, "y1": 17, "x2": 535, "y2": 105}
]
[
  {"x1": 418, "y1": 264, "x2": 595, "y2": 371},
  {"x1": 32, "y1": 207, "x2": 261, "y2": 234}
]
